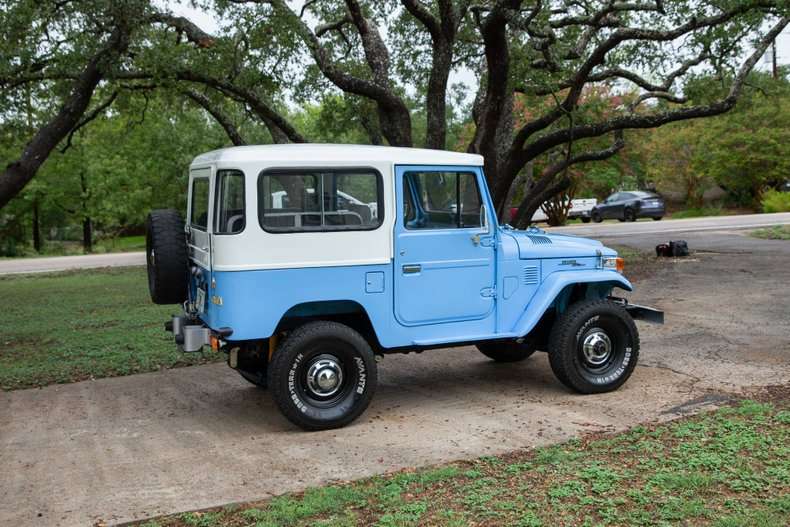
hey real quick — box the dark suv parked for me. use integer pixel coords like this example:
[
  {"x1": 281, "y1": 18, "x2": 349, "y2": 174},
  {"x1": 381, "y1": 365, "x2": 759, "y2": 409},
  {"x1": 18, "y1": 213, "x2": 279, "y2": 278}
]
[{"x1": 591, "y1": 191, "x2": 665, "y2": 222}]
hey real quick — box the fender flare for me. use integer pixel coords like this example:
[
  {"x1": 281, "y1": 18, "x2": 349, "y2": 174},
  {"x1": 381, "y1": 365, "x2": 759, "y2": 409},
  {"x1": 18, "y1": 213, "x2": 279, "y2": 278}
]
[{"x1": 512, "y1": 270, "x2": 632, "y2": 337}]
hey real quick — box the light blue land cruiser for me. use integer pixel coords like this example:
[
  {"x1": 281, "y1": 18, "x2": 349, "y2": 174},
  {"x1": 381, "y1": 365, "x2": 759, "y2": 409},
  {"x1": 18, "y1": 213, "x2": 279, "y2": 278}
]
[{"x1": 145, "y1": 144, "x2": 663, "y2": 430}]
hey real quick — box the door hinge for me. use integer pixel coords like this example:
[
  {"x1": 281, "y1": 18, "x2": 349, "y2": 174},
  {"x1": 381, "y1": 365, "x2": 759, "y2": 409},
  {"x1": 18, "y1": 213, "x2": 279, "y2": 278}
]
[{"x1": 480, "y1": 286, "x2": 497, "y2": 298}]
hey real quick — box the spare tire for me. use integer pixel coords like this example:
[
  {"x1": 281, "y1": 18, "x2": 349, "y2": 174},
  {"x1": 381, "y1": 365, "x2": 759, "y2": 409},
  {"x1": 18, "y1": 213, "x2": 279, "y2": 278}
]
[{"x1": 146, "y1": 209, "x2": 189, "y2": 305}]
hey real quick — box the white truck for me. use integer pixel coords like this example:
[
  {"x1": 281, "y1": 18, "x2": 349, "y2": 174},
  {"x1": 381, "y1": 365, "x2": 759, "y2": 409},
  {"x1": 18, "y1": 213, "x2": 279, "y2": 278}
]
[{"x1": 515, "y1": 198, "x2": 598, "y2": 223}]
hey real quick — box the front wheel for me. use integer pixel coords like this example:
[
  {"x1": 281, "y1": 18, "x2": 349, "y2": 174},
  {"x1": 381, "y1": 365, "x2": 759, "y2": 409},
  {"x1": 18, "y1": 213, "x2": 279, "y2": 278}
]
[
  {"x1": 581, "y1": 217, "x2": 591, "y2": 223},
  {"x1": 652, "y1": 216, "x2": 663, "y2": 221},
  {"x1": 548, "y1": 300, "x2": 639, "y2": 393},
  {"x1": 477, "y1": 340, "x2": 536, "y2": 362},
  {"x1": 591, "y1": 211, "x2": 603, "y2": 223},
  {"x1": 268, "y1": 321, "x2": 378, "y2": 430}
]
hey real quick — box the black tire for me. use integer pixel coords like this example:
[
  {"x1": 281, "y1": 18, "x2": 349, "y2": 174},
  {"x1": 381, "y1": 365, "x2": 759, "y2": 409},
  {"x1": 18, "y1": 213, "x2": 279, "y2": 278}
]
[
  {"x1": 238, "y1": 369, "x2": 267, "y2": 389},
  {"x1": 581, "y1": 217, "x2": 591, "y2": 223},
  {"x1": 548, "y1": 300, "x2": 639, "y2": 394},
  {"x1": 591, "y1": 211, "x2": 603, "y2": 223},
  {"x1": 267, "y1": 321, "x2": 378, "y2": 430},
  {"x1": 146, "y1": 209, "x2": 189, "y2": 305},
  {"x1": 477, "y1": 340, "x2": 536, "y2": 362},
  {"x1": 624, "y1": 208, "x2": 636, "y2": 222},
  {"x1": 653, "y1": 216, "x2": 663, "y2": 221}
]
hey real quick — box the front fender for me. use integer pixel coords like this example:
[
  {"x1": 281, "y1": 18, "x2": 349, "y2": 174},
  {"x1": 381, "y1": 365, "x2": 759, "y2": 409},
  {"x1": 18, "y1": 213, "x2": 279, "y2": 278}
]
[{"x1": 512, "y1": 270, "x2": 632, "y2": 337}]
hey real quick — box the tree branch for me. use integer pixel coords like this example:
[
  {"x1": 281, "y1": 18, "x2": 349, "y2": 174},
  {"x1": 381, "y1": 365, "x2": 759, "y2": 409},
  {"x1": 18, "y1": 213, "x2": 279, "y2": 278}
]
[
  {"x1": 1, "y1": 23, "x2": 131, "y2": 208},
  {"x1": 60, "y1": 90, "x2": 119, "y2": 153},
  {"x1": 149, "y1": 13, "x2": 215, "y2": 48},
  {"x1": 182, "y1": 88, "x2": 246, "y2": 146}
]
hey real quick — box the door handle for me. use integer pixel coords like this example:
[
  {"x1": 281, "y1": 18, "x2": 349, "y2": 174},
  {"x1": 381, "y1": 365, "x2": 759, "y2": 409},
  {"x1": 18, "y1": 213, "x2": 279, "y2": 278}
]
[
  {"x1": 402, "y1": 264, "x2": 421, "y2": 274},
  {"x1": 471, "y1": 234, "x2": 494, "y2": 247}
]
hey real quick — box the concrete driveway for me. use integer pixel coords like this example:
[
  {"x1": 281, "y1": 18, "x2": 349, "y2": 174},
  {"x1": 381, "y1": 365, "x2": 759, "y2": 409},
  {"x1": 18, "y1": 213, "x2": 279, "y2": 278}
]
[{"x1": 1, "y1": 230, "x2": 789, "y2": 526}]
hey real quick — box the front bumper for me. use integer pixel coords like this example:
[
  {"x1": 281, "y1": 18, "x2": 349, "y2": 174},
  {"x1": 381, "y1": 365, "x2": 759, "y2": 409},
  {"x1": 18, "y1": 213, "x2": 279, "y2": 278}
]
[
  {"x1": 609, "y1": 297, "x2": 664, "y2": 324},
  {"x1": 165, "y1": 315, "x2": 233, "y2": 352}
]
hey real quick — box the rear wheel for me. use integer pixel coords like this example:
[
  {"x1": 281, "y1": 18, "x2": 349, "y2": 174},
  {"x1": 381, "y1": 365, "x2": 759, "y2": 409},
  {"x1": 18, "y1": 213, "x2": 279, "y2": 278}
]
[
  {"x1": 548, "y1": 300, "x2": 639, "y2": 393},
  {"x1": 145, "y1": 209, "x2": 189, "y2": 305},
  {"x1": 591, "y1": 211, "x2": 603, "y2": 223},
  {"x1": 476, "y1": 340, "x2": 536, "y2": 362},
  {"x1": 581, "y1": 217, "x2": 591, "y2": 223},
  {"x1": 652, "y1": 216, "x2": 663, "y2": 221},
  {"x1": 268, "y1": 321, "x2": 377, "y2": 430}
]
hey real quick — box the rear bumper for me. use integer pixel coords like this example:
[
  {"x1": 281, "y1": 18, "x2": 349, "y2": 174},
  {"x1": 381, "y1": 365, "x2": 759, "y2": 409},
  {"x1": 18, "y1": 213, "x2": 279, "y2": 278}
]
[
  {"x1": 165, "y1": 315, "x2": 233, "y2": 352},
  {"x1": 637, "y1": 207, "x2": 665, "y2": 218},
  {"x1": 568, "y1": 209, "x2": 592, "y2": 219},
  {"x1": 609, "y1": 297, "x2": 664, "y2": 324}
]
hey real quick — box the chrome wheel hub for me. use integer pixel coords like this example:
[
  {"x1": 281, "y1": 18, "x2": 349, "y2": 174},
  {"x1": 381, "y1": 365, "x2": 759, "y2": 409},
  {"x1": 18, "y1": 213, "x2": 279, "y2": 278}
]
[
  {"x1": 582, "y1": 329, "x2": 612, "y2": 367},
  {"x1": 306, "y1": 357, "x2": 344, "y2": 397}
]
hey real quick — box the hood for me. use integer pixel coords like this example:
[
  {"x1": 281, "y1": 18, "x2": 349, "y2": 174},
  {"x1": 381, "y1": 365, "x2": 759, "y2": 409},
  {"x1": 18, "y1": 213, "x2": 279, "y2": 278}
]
[{"x1": 502, "y1": 227, "x2": 615, "y2": 259}]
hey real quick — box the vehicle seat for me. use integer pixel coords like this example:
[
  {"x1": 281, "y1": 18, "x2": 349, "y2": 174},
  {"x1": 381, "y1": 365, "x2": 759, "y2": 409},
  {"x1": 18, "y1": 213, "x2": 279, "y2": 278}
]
[{"x1": 226, "y1": 215, "x2": 244, "y2": 233}]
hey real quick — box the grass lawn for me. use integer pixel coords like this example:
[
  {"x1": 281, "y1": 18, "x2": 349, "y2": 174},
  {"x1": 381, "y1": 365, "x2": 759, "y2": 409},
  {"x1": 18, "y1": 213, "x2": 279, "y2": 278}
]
[
  {"x1": 131, "y1": 398, "x2": 790, "y2": 527},
  {"x1": 0, "y1": 267, "x2": 220, "y2": 391},
  {"x1": 750, "y1": 225, "x2": 790, "y2": 240}
]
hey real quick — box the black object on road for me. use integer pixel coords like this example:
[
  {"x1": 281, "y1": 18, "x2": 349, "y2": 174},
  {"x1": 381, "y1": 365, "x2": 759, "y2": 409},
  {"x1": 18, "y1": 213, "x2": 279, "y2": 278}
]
[{"x1": 656, "y1": 240, "x2": 689, "y2": 257}]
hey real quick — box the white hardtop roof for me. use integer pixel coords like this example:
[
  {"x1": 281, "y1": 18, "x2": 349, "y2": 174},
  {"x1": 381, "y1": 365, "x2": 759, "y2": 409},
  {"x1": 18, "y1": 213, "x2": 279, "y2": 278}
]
[{"x1": 190, "y1": 143, "x2": 484, "y2": 168}]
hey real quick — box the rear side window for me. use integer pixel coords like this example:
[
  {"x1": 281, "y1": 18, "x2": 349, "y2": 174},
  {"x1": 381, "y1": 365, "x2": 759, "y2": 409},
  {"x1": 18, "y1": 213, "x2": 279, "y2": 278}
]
[
  {"x1": 403, "y1": 171, "x2": 482, "y2": 229},
  {"x1": 215, "y1": 170, "x2": 245, "y2": 234},
  {"x1": 258, "y1": 169, "x2": 383, "y2": 232},
  {"x1": 190, "y1": 177, "x2": 210, "y2": 230}
]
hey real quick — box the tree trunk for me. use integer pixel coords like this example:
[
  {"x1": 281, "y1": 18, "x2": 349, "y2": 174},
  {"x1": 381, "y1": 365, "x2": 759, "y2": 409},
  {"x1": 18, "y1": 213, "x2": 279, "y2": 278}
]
[
  {"x1": 82, "y1": 217, "x2": 93, "y2": 253},
  {"x1": 32, "y1": 199, "x2": 41, "y2": 252},
  {"x1": 423, "y1": 43, "x2": 452, "y2": 150}
]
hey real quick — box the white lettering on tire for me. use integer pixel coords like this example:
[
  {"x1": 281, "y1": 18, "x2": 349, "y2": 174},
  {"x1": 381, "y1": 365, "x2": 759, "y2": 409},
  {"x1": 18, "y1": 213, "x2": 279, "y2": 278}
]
[
  {"x1": 288, "y1": 353, "x2": 307, "y2": 413},
  {"x1": 355, "y1": 356, "x2": 366, "y2": 395}
]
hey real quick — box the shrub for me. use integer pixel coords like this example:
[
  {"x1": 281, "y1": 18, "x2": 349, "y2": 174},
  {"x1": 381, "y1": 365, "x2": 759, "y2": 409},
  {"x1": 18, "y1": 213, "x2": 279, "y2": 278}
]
[{"x1": 762, "y1": 190, "x2": 790, "y2": 213}]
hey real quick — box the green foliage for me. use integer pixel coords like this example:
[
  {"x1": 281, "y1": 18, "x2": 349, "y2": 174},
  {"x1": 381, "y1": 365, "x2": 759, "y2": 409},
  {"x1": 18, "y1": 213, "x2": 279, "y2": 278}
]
[
  {"x1": 762, "y1": 190, "x2": 790, "y2": 213},
  {"x1": 671, "y1": 206, "x2": 726, "y2": 219},
  {"x1": 3, "y1": 93, "x2": 232, "y2": 254},
  {"x1": 750, "y1": 225, "x2": 790, "y2": 240},
  {"x1": 0, "y1": 267, "x2": 221, "y2": 390},
  {"x1": 699, "y1": 80, "x2": 790, "y2": 208}
]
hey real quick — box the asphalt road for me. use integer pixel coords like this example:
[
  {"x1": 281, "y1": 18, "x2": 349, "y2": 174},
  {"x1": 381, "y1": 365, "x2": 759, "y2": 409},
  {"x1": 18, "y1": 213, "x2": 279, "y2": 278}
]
[
  {"x1": 546, "y1": 211, "x2": 790, "y2": 237},
  {"x1": 0, "y1": 251, "x2": 145, "y2": 275},
  {"x1": 0, "y1": 213, "x2": 788, "y2": 276},
  {"x1": 1, "y1": 228, "x2": 789, "y2": 526}
]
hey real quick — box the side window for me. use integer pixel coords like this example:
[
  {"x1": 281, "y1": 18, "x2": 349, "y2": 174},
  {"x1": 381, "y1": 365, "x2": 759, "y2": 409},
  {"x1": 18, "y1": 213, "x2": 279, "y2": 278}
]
[
  {"x1": 215, "y1": 170, "x2": 245, "y2": 234},
  {"x1": 403, "y1": 171, "x2": 482, "y2": 229},
  {"x1": 258, "y1": 169, "x2": 383, "y2": 232},
  {"x1": 190, "y1": 177, "x2": 210, "y2": 230}
]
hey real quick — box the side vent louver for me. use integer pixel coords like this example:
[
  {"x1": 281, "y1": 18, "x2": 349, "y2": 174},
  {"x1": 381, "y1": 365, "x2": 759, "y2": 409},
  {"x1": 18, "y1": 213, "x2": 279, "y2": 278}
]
[
  {"x1": 527, "y1": 235, "x2": 552, "y2": 245},
  {"x1": 523, "y1": 265, "x2": 539, "y2": 285}
]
